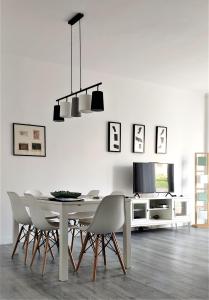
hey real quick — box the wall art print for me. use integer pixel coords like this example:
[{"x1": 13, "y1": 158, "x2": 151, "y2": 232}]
[
  {"x1": 133, "y1": 124, "x2": 145, "y2": 153},
  {"x1": 108, "y1": 122, "x2": 121, "y2": 152},
  {"x1": 13, "y1": 123, "x2": 46, "y2": 157},
  {"x1": 155, "y1": 126, "x2": 167, "y2": 154}
]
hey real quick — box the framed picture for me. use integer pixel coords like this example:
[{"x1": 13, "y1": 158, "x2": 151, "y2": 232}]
[
  {"x1": 108, "y1": 122, "x2": 121, "y2": 152},
  {"x1": 13, "y1": 123, "x2": 46, "y2": 157},
  {"x1": 133, "y1": 124, "x2": 145, "y2": 153},
  {"x1": 155, "y1": 126, "x2": 167, "y2": 154}
]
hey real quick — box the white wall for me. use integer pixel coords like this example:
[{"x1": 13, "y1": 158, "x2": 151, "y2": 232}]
[
  {"x1": 0, "y1": 0, "x2": 2, "y2": 242},
  {"x1": 0, "y1": 53, "x2": 205, "y2": 244}
]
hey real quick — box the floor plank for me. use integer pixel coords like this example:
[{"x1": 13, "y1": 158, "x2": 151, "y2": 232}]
[{"x1": 0, "y1": 228, "x2": 208, "y2": 300}]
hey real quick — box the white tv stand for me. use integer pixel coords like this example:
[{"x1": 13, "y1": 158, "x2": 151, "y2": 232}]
[{"x1": 130, "y1": 196, "x2": 190, "y2": 229}]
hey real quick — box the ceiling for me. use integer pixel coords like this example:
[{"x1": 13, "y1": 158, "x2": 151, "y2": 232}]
[{"x1": 2, "y1": 0, "x2": 208, "y2": 92}]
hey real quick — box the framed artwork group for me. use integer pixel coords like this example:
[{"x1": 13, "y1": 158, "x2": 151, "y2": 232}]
[
  {"x1": 13, "y1": 123, "x2": 46, "y2": 157},
  {"x1": 12, "y1": 121, "x2": 167, "y2": 157},
  {"x1": 107, "y1": 122, "x2": 167, "y2": 154}
]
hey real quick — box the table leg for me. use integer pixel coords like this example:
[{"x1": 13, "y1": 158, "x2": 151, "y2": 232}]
[
  {"x1": 59, "y1": 206, "x2": 69, "y2": 281},
  {"x1": 123, "y1": 199, "x2": 131, "y2": 268},
  {"x1": 13, "y1": 219, "x2": 19, "y2": 251}
]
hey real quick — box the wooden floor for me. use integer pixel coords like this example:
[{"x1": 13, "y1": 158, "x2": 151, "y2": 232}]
[{"x1": 0, "y1": 228, "x2": 208, "y2": 300}]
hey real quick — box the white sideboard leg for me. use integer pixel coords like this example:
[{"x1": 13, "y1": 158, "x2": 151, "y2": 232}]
[
  {"x1": 59, "y1": 205, "x2": 69, "y2": 281},
  {"x1": 123, "y1": 198, "x2": 131, "y2": 269}
]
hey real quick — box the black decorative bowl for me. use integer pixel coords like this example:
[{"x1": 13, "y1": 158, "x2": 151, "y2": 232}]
[{"x1": 50, "y1": 191, "x2": 81, "y2": 199}]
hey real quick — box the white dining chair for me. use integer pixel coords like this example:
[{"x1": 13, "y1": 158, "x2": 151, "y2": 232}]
[
  {"x1": 111, "y1": 191, "x2": 124, "y2": 195},
  {"x1": 24, "y1": 194, "x2": 76, "y2": 275},
  {"x1": 24, "y1": 190, "x2": 59, "y2": 220},
  {"x1": 68, "y1": 189, "x2": 100, "y2": 251},
  {"x1": 76, "y1": 195, "x2": 126, "y2": 281},
  {"x1": 7, "y1": 192, "x2": 33, "y2": 264},
  {"x1": 84, "y1": 190, "x2": 100, "y2": 198},
  {"x1": 79, "y1": 191, "x2": 124, "y2": 226}
]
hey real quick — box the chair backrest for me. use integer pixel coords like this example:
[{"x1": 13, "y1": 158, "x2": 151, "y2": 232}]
[
  {"x1": 87, "y1": 195, "x2": 125, "y2": 234},
  {"x1": 7, "y1": 192, "x2": 32, "y2": 225},
  {"x1": 86, "y1": 190, "x2": 100, "y2": 198},
  {"x1": 24, "y1": 194, "x2": 54, "y2": 229},
  {"x1": 111, "y1": 191, "x2": 124, "y2": 195},
  {"x1": 24, "y1": 189, "x2": 42, "y2": 198}
]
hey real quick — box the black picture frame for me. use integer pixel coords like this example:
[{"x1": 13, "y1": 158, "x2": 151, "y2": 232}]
[
  {"x1": 133, "y1": 124, "x2": 145, "y2": 153},
  {"x1": 13, "y1": 123, "x2": 46, "y2": 157},
  {"x1": 155, "y1": 126, "x2": 167, "y2": 154},
  {"x1": 108, "y1": 122, "x2": 121, "y2": 152}
]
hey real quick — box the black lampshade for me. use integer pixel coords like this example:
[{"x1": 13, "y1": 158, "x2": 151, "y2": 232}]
[
  {"x1": 53, "y1": 104, "x2": 64, "y2": 122},
  {"x1": 91, "y1": 90, "x2": 104, "y2": 111},
  {"x1": 71, "y1": 97, "x2": 81, "y2": 117}
]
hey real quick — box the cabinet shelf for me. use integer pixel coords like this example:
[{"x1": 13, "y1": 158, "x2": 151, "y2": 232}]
[{"x1": 149, "y1": 207, "x2": 169, "y2": 211}]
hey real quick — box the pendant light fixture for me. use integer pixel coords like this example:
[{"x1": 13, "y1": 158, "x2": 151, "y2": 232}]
[{"x1": 53, "y1": 13, "x2": 104, "y2": 122}]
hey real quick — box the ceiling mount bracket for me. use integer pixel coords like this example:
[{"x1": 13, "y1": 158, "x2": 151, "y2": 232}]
[{"x1": 68, "y1": 13, "x2": 84, "y2": 26}]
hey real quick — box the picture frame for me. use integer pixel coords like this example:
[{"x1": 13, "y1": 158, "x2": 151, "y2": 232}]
[
  {"x1": 133, "y1": 124, "x2": 145, "y2": 153},
  {"x1": 108, "y1": 122, "x2": 121, "y2": 152},
  {"x1": 155, "y1": 126, "x2": 167, "y2": 154},
  {"x1": 13, "y1": 123, "x2": 46, "y2": 157}
]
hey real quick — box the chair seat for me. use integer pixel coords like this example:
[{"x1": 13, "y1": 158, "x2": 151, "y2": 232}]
[
  {"x1": 68, "y1": 212, "x2": 94, "y2": 220},
  {"x1": 45, "y1": 212, "x2": 59, "y2": 219},
  {"x1": 79, "y1": 218, "x2": 93, "y2": 225},
  {"x1": 71, "y1": 225, "x2": 88, "y2": 231}
]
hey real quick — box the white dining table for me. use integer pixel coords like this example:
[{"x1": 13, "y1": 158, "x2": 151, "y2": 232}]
[{"x1": 13, "y1": 197, "x2": 132, "y2": 281}]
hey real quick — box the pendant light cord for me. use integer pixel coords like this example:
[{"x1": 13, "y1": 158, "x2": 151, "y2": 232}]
[
  {"x1": 79, "y1": 19, "x2": 82, "y2": 90},
  {"x1": 71, "y1": 25, "x2": 73, "y2": 94}
]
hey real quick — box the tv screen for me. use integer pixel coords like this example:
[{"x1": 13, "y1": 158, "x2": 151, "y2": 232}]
[
  {"x1": 133, "y1": 162, "x2": 174, "y2": 195},
  {"x1": 155, "y1": 163, "x2": 174, "y2": 193}
]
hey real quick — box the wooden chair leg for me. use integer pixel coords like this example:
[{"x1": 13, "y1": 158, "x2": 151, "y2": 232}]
[
  {"x1": 30, "y1": 231, "x2": 42, "y2": 269},
  {"x1": 112, "y1": 233, "x2": 126, "y2": 275},
  {"x1": 92, "y1": 234, "x2": 100, "y2": 281},
  {"x1": 55, "y1": 230, "x2": 59, "y2": 251},
  {"x1": 80, "y1": 230, "x2": 84, "y2": 246},
  {"x1": 51, "y1": 230, "x2": 58, "y2": 250},
  {"x1": 68, "y1": 247, "x2": 76, "y2": 271},
  {"x1": 101, "y1": 234, "x2": 107, "y2": 267},
  {"x1": 11, "y1": 225, "x2": 24, "y2": 258},
  {"x1": 32, "y1": 228, "x2": 38, "y2": 254},
  {"x1": 24, "y1": 225, "x2": 31, "y2": 265},
  {"x1": 42, "y1": 231, "x2": 49, "y2": 276},
  {"x1": 48, "y1": 243, "x2": 54, "y2": 260},
  {"x1": 76, "y1": 232, "x2": 90, "y2": 271},
  {"x1": 70, "y1": 220, "x2": 76, "y2": 252}
]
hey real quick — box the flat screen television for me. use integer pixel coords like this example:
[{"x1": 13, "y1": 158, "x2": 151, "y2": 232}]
[{"x1": 133, "y1": 162, "x2": 174, "y2": 196}]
